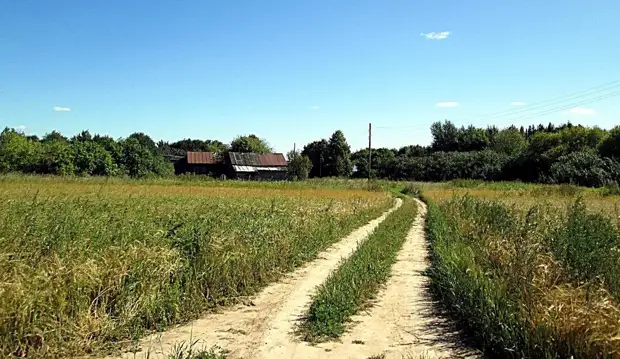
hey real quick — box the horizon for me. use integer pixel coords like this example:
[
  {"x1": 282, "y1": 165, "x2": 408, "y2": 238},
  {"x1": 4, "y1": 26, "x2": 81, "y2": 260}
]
[{"x1": 2, "y1": 0, "x2": 619, "y2": 153}]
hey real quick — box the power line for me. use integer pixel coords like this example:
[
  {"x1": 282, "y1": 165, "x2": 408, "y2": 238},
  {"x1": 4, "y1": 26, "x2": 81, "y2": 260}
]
[
  {"x1": 502, "y1": 90, "x2": 620, "y2": 124},
  {"x1": 462, "y1": 80, "x2": 620, "y2": 123},
  {"x1": 373, "y1": 79, "x2": 620, "y2": 130}
]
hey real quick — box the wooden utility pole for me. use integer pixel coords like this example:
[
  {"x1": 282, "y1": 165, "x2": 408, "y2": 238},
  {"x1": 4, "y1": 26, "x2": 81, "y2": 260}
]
[{"x1": 368, "y1": 123, "x2": 372, "y2": 181}]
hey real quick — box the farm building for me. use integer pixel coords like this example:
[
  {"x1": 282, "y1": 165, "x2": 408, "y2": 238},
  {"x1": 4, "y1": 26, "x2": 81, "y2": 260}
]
[
  {"x1": 174, "y1": 151, "x2": 224, "y2": 175},
  {"x1": 227, "y1": 152, "x2": 288, "y2": 180}
]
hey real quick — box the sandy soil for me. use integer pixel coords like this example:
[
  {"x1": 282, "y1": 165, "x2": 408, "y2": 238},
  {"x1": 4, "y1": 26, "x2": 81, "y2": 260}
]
[
  {"x1": 251, "y1": 198, "x2": 480, "y2": 359},
  {"x1": 111, "y1": 198, "x2": 403, "y2": 359}
]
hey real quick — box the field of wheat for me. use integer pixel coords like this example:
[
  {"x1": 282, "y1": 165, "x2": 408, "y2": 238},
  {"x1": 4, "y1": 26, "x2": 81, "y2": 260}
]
[
  {"x1": 422, "y1": 180, "x2": 620, "y2": 358},
  {"x1": 0, "y1": 176, "x2": 392, "y2": 358}
]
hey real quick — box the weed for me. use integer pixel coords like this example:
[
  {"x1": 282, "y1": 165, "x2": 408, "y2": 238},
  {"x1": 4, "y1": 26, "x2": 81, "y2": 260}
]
[
  {"x1": 166, "y1": 340, "x2": 227, "y2": 359},
  {"x1": 298, "y1": 199, "x2": 417, "y2": 342},
  {"x1": 425, "y1": 192, "x2": 620, "y2": 358},
  {"x1": 400, "y1": 182, "x2": 421, "y2": 197}
]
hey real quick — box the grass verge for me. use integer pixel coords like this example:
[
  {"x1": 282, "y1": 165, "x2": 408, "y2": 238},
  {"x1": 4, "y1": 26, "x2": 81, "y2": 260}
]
[{"x1": 298, "y1": 197, "x2": 418, "y2": 342}]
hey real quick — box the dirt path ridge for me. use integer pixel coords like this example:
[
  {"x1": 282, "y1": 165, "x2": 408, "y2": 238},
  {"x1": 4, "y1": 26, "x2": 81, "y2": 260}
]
[
  {"x1": 110, "y1": 198, "x2": 403, "y2": 359},
  {"x1": 270, "y1": 198, "x2": 481, "y2": 359}
]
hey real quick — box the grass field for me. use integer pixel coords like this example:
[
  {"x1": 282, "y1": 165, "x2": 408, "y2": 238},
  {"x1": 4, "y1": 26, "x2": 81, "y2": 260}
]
[
  {"x1": 0, "y1": 176, "x2": 392, "y2": 358},
  {"x1": 422, "y1": 180, "x2": 620, "y2": 358}
]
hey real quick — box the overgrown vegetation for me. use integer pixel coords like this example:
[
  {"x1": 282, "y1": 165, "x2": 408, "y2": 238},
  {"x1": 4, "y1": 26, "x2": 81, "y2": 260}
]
[
  {"x1": 0, "y1": 177, "x2": 392, "y2": 358},
  {"x1": 298, "y1": 197, "x2": 417, "y2": 342},
  {"x1": 424, "y1": 191, "x2": 620, "y2": 358},
  {"x1": 350, "y1": 121, "x2": 620, "y2": 187}
]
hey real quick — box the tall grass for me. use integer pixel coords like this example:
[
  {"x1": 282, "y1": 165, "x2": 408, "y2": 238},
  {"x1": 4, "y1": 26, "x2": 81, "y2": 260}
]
[
  {"x1": 0, "y1": 177, "x2": 392, "y2": 358},
  {"x1": 425, "y1": 194, "x2": 620, "y2": 358},
  {"x1": 298, "y1": 197, "x2": 418, "y2": 342}
]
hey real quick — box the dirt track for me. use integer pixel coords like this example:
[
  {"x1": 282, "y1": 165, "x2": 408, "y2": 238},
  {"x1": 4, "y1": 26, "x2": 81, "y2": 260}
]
[{"x1": 112, "y1": 198, "x2": 479, "y2": 359}]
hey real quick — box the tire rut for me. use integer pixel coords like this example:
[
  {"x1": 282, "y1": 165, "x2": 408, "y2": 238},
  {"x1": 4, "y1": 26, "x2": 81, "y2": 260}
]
[{"x1": 109, "y1": 198, "x2": 403, "y2": 359}]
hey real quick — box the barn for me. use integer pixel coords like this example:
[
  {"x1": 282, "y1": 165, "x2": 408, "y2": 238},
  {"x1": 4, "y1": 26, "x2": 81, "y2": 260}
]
[
  {"x1": 174, "y1": 151, "x2": 223, "y2": 176},
  {"x1": 227, "y1": 152, "x2": 288, "y2": 180}
]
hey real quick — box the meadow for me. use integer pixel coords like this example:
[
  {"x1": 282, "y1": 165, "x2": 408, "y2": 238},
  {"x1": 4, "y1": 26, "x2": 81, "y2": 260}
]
[
  {"x1": 421, "y1": 180, "x2": 620, "y2": 358},
  {"x1": 0, "y1": 176, "x2": 393, "y2": 358}
]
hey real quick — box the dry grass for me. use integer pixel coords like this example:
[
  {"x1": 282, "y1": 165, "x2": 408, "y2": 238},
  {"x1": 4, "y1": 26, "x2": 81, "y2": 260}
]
[
  {"x1": 424, "y1": 181, "x2": 620, "y2": 358},
  {"x1": 0, "y1": 176, "x2": 392, "y2": 358}
]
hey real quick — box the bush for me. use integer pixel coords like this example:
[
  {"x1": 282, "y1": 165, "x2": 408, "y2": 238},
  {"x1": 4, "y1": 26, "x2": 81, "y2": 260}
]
[
  {"x1": 400, "y1": 182, "x2": 421, "y2": 196},
  {"x1": 550, "y1": 151, "x2": 620, "y2": 187}
]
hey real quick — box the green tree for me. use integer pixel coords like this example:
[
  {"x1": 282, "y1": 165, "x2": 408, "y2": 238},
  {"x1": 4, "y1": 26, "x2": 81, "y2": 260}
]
[
  {"x1": 93, "y1": 135, "x2": 123, "y2": 163},
  {"x1": 128, "y1": 132, "x2": 159, "y2": 154},
  {"x1": 457, "y1": 125, "x2": 490, "y2": 151},
  {"x1": 493, "y1": 128, "x2": 526, "y2": 156},
  {"x1": 599, "y1": 126, "x2": 620, "y2": 160},
  {"x1": 302, "y1": 139, "x2": 329, "y2": 178},
  {"x1": 351, "y1": 148, "x2": 396, "y2": 178},
  {"x1": 397, "y1": 145, "x2": 429, "y2": 158},
  {"x1": 119, "y1": 138, "x2": 155, "y2": 177},
  {"x1": 559, "y1": 125, "x2": 606, "y2": 153},
  {"x1": 0, "y1": 128, "x2": 40, "y2": 172},
  {"x1": 431, "y1": 120, "x2": 460, "y2": 152},
  {"x1": 72, "y1": 141, "x2": 117, "y2": 176},
  {"x1": 119, "y1": 138, "x2": 173, "y2": 177},
  {"x1": 170, "y1": 138, "x2": 229, "y2": 153},
  {"x1": 550, "y1": 151, "x2": 620, "y2": 187},
  {"x1": 229, "y1": 134, "x2": 272, "y2": 154},
  {"x1": 41, "y1": 130, "x2": 68, "y2": 143},
  {"x1": 286, "y1": 150, "x2": 311, "y2": 180},
  {"x1": 325, "y1": 130, "x2": 353, "y2": 177},
  {"x1": 39, "y1": 139, "x2": 75, "y2": 175},
  {"x1": 70, "y1": 130, "x2": 93, "y2": 143}
]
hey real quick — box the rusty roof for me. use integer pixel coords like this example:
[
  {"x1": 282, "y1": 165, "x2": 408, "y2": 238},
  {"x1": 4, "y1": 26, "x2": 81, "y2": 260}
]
[
  {"x1": 187, "y1": 152, "x2": 217, "y2": 164},
  {"x1": 258, "y1": 153, "x2": 287, "y2": 166},
  {"x1": 228, "y1": 152, "x2": 287, "y2": 167}
]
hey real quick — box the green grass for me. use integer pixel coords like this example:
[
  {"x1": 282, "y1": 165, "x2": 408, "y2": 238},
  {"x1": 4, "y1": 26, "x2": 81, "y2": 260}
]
[
  {"x1": 424, "y1": 194, "x2": 620, "y2": 358},
  {"x1": 298, "y1": 197, "x2": 418, "y2": 342},
  {"x1": 0, "y1": 176, "x2": 393, "y2": 358}
]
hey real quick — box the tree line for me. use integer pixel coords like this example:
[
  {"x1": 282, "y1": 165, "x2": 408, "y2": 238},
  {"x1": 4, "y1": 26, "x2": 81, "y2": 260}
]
[
  {"x1": 0, "y1": 129, "x2": 278, "y2": 177},
  {"x1": 348, "y1": 121, "x2": 620, "y2": 188},
  {"x1": 3, "y1": 121, "x2": 620, "y2": 187}
]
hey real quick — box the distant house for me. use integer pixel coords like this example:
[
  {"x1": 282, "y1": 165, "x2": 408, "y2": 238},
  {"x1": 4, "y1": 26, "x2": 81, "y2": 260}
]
[
  {"x1": 174, "y1": 151, "x2": 223, "y2": 175},
  {"x1": 226, "y1": 152, "x2": 288, "y2": 180}
]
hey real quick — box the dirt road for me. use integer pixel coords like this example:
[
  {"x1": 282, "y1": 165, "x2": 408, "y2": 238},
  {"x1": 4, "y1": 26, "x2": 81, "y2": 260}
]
[
  {"x1": 113, "y1": 198, "x2": 479, "y2": 359},
  {"x1": 113, "y1": 199, "x2": 402, "y2": 359}
]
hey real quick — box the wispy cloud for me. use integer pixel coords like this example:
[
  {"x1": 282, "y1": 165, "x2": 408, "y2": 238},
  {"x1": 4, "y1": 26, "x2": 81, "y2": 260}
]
[
  {"x1": 511, "y1": 101, "x2": 526, "y2": 106},
  {"x1": 566, "y1": 107, "x2": 597, "y2": 116},
  {"x1": 53, "y1": 106, "x2": 71, "y2": 112},
  {"x1": 15, "y1": 125, "x2": 26, "y2": 131},
  {"x1": 436, "y1": 102, "x2": 459, "y2": 108},
  {"x1": 309, "y1": 105, "x2": 321, "y2": 110},
  {"x1": 421, "y1": 31, "x2": 450, "y2": 40}
]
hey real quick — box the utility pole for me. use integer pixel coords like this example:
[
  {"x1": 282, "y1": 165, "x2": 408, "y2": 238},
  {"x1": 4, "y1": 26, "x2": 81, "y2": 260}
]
[{"x1": 368, "y1": 123, "x2": 372, "y2": 181}]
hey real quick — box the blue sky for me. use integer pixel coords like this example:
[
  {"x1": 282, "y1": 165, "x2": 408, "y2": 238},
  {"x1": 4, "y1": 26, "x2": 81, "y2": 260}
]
[{"x1": 1, "y1": 0, "x2": 619, "y2": 152}]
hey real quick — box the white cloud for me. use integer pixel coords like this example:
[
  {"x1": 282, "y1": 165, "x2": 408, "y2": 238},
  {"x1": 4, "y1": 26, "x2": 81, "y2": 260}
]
[
  {"x1": 421, "y1": 31, "x2": 451, "y2": 40},
  {"x1": 436, "y1": 102, "x2": 459, "y2": 107},
  {"x1": 566, "y1": 107, "x2": 597, "y2": 116},
  {"x1": 16, "y1": 125, "x2": 26, "y2": 131},
  {"x1": 53, "y1": 106, "x2": 71, "y2": 112},
  {"x1": 309, "y1": 105, "x2": 321, "y2": 110},
  {"x1": 511, "y1": 101, "x2": 526, "y2": 106}
]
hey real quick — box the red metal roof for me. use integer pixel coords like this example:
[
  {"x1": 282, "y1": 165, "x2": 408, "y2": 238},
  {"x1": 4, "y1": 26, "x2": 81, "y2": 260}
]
[
  {"x1": 187, "y1": 152, "x2": 217, "y2": 164},
  {"x1": 258, "y1": 153, "x2": 287, "y2": 166}
]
